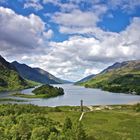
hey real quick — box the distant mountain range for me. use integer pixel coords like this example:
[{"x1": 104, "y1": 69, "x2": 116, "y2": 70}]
[
  {"x1": 1, "y1": 54, "x2": 140, "y2": 94},
  {"x1": 0, "y1": 55, "x2": 71, "y2": 91},
  {"x1": 79, "y1": 60, "x2": 140, "y2": 95},
  {"x1": 0, "y1": 55, "x2": 32, "y2": 91},
  {"x1": 12, "y1": 61, "x2": 71, "y2": 84},
  {"x1": 75, "y1": 74, "x2": 95, "y2": 84}
]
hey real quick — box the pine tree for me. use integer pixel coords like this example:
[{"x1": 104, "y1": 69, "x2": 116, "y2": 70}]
[
  {"x1": 73, "y1": 122, "x2": 87, "y2": 140},
  {"x1": 63, "y1": 117, "x2": 72, "y2": 132}
]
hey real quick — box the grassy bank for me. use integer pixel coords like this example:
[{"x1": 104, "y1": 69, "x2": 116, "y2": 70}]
[
  {"x1": 12, "y1": 92, "x2": 64, "y2": 98},
  {"x1": 0, "y1": 98, "x2": 27, "y2": 102},
  {"x1": 12, "y1": 92, "x2": 49, "y2": 98}
]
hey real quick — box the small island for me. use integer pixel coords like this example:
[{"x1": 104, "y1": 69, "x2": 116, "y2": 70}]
[{"x1": 13, "y1": 84, "x2": 64, "y2": 98}]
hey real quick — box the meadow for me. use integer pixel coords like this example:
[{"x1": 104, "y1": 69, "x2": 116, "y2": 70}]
[{"x1": 0, "y1": 104, "x2": 140, "y2": 140}]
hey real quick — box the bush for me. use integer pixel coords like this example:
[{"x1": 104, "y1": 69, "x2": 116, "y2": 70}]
[{"x1": 134, "y1": 103, "x2": 140, "y2": 112}]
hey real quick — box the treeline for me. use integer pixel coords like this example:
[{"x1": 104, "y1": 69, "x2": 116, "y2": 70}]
[
  {"x1": 32, "y1": 84, "x2": 64, "y2": 98},
  {"x1": 85, "y1": 74, "x2": 140, "y2": 95},
  {"x1": 0, "y1": 104, "x2": 87, "y2": 140}
]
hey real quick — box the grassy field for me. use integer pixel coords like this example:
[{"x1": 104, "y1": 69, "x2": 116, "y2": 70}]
[
  {"x1": 82, "y1": 110, "x2": 140, "y2": 140},
  {"x1": 47, "y1": 105, "x2": 140, "y2": 140},
  {"x1": 0, "y1": 104, "x2": 140, "y2": 140}
]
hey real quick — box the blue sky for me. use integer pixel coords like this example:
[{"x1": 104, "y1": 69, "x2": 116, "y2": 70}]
[{"x1": 0, "y1": 0, "x2": 140, "y2": 81}]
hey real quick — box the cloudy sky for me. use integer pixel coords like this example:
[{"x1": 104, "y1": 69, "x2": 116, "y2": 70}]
[{"x1": 0, "y1": 0, "x2": 140, "y2": 81}]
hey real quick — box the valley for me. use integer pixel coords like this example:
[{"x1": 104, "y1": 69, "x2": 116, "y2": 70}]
[{"x1": 0, "y1": 1, "x2": 140, "y2": 139}]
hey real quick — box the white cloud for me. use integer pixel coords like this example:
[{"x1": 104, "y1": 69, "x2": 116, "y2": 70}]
[
  {"x1": 84, "y1": 68, "x2": 101, "y2": 76},
  {"x1": 4, "y1": 16, "x2": 139, "y2": 81},
  {"x1": 43, "y1": 29, "x2": 54, "y2": 39},
  {"x1": 27, "y1": 17, "x2": 140, "y2": 81},
  {"x1": 1, "y1": 2, "x2": 140, "y2": 81},
  {"x1": 49, "y1": 6, "x2": 107, "y2": 35},
  {"x1": 108, "y1": 0, "x2": 140, "y2": 12},
  {"x1": 24, "y1": 1, "x2": 43, "y2": 11},
  {"x1": 43, "y1": 0, "x2": 140, "y2": 14},
  {"x1": 43, "y1": 0, "x2": 59, "y2": 5},
  {"x1": 52, "y1": 10, "x2": 99, "y2": 27},
  {"x1": 0, "y1": 6, "x2": 52, "y2": 58}
]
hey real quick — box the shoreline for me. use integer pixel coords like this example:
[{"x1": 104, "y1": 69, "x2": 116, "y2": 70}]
[{"x1": 0, "y1": 98, "x2": 139, "y2": 108}]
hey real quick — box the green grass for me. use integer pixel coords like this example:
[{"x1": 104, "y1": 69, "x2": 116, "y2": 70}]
[
  {"x1": 0, "y1": 104, "x2": 140, "y2": 139},
  {"x1": 12, "y1": 92, "x2": 64, "y2": 98},
  {"x1": 26, "y1": 79, "x2": 41, "y2": 87},
  {"x1": 49, "y1": 105, "x2": 140, "y2": 140},
  {"x1": 44, "y1": 105, "x2": 140, "y2": 140},
  {"x1": 47, "y1": 111, "x2": 81, "y2": 125},
  {"x1": 0, "y1": 98, "x2": 27, "y2": 102},
  {"x1": 82, "y1": 111, "x2": 140, "y2": 140},
  {"x1": 12, "y1": 92, "x2": 50, "y2": 98}
]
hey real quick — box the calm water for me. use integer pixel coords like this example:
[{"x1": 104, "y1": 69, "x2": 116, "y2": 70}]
[{"x1": 0, "y1": 84, "x2": 140, "y2": 106}]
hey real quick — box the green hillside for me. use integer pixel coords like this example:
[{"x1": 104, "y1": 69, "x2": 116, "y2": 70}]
[
  {"x1": 0, "y1": 55, "x2": 33, "y2": 91},
  {"x1": 80, "y1": 60, "x2": 140, "y2": 95}
]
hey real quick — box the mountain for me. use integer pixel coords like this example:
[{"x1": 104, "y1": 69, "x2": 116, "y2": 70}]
[
  {"x1": 0, "y1": 55, "x2": 32, "y2": 91},
  {"x1": 100, "y1": 62, "x2": 128, "y2": 74},
  {"x1": 80, "y1": 60, "x2": 140, "y2": 95},
  {"x1": 75, "y1": 74, "x2": 95, "y2": 84},
  {"x1": 12, "y1": 61, "x2": 71, "y2": 84}
]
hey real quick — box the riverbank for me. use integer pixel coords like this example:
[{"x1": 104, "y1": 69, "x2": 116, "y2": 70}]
[
  {"x1": 0, "y1": 98, "x2": 27, "y2": 102},
  {"x1": 12, "y1": 92, "x2": 52, "y2": 98}
]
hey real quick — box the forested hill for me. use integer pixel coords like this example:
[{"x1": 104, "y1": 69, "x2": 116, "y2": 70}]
[
  {"x1": 80, "y1": 60, "x2": 140, "y2": 95},
  {"x1": 0, "y1": 55, "x2": 31, "y2": 91}
]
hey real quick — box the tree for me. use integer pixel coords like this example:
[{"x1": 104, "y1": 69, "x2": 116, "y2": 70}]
[
  {"x1": 0, "y1": 127, "x2": 5, "y2": 140},
  {"x1": 63, "y1": 117, "x2": 72, "y2": 132},
  {"x1": 62, "y1": 118, "x2": 87, "y2": 140},
  {"x1": 18, "y1": 121, "x2": 31, "y2": 140},
  {"x1": 10, "y1": 125, "x2": 20, "y2": 140},
  {"x1": 73, "y1": 122, "x2": 87, "y2": 140},
  {"x1": 48, "y1": 132, "x2": 58, "y2": 140},
  {"x1": 61, "y1": 117, "x2": 75, "y2": 140},
  {"x1": 31, "y1": 126, "x2": 50, "y2": 140}
]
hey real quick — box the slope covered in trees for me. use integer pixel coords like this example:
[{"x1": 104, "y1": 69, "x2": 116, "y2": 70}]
[
  {"x1": 80, "y1": 60, "x2": 140, "y2": 95},
  {"x1": 0, "y1": 55, "x2": 33, "y2": 91}
]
